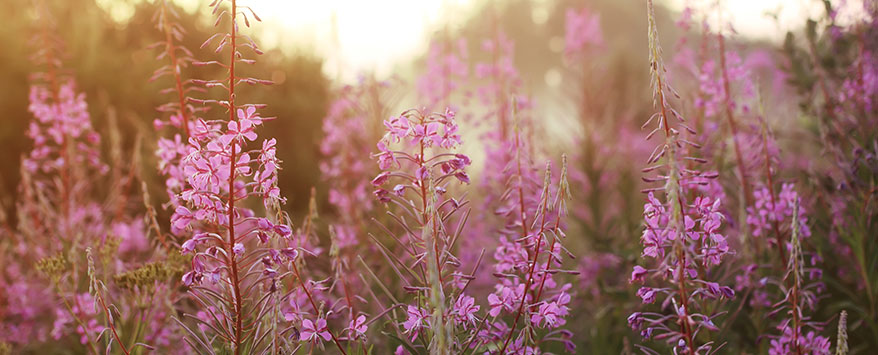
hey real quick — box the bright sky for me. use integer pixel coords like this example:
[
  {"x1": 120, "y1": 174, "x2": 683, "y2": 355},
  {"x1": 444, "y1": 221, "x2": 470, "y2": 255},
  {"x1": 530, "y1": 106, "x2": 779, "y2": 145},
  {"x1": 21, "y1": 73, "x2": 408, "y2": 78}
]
[
  {"x1": 234, "y1": 0, "x2": 863, "y2": 81},
  {"x1": 252, "y1": 0, "x2": 472, "y2": 81},
  {"x1": 98, "y1": 0, "x2": 865, "y2": 81},
  {"x1": 665, "y1": 0, "x2": 864, "y2": 40}
]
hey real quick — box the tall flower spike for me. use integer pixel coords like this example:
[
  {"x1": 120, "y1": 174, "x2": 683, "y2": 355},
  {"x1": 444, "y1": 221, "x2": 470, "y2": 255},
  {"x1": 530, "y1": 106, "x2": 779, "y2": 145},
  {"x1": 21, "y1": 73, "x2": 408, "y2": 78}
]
[
  {"x1": 320, "y1": 79, "x2": 399, "y2": 339},
  {"x1": 151, "y1": 0, "x2": 205, "y2": 238},
  {"x1": 22, "y1": 0, "x2": 107, "y2": 244},
  {"x1": 490, "y1": 103, "x2": 576, "y2": 354},
  {"x1": 171, "y1": 1, "x2": 342, "y2": 354},
  {"x1": 628, "y1": 1, "x2": 734, "y2": 353},
  {"x1": 321, "y1": 76, "x2": 399, "y2": 248},
  {"x1": 716, "y1": 23, "x2": 753, "y2": 207},
  {"x1": 749, "y1": 91, "x2": 787, "y2": 260},
  {"x1": 767, "y1": 200, "x2": 831, "y2": 355},
  {"x1": 466, "y1": 31, "x2": 533, "y2": 293},
  {"x1": 417, "y1": 36, "x2": 470, "y2": 112},
  {"x1": 370, "y1": 108, "x2": 474, "y2": 354}
]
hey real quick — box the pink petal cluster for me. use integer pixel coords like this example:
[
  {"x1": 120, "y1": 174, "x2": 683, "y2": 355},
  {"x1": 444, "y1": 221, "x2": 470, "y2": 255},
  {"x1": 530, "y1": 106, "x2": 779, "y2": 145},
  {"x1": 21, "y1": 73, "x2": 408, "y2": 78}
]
[{"x1": 564, "y1": 7, "x2": 604, "y2": 60}]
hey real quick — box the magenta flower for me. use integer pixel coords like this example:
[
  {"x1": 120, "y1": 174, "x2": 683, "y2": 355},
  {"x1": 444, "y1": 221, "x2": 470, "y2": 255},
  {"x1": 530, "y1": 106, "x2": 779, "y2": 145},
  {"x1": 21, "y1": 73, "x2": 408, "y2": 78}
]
[
  {"x1": 219, "y1": 108, "x2": 260, "y2": 146},
  {"x1": 376, "y1": 141, "x2": 398, "y2": 170},
  {"x1": 747, "y1": 183, "x2": 811, "y2": 241},
  {"x1": 347, "y1": 314, "x2": 367, "y2": 340},
  {"x1": 487, "y1": 288, "x2": 514, "y2": 317},
  {"x1": 395, "y1": 345, "x2": 411, "y2": 355},
  {"x1": 402, "y1": 305, "x2": 429, "y2": 340},
  {"x1": 531, "y1": 292, "x2": 571, "y2": 329},
  {"x1": 630, "y1": 265, "x2": 648, "y2": 283},
  {"x1": 181, "y1": 270, "x2": 200, "y2": 286},
  {"x1": 564, "y1": 7, "x2": 604, "y2": 60},
  {"x1": 172, "y1": 206, "x2": 194, "y2": 230},
  {"x1": 181, "y1": 233, "x2": 208, "y2": 254},
  {"x1": 636, "y1": 287, "x2": 656, "y2": 304},
  {"x1": 452, "y1": 294, "x2": 480, "y2": 326},
  {"x1": 532, "y1": 303, "x2": 562, "y2": 329},
  {"x1": 300, "y1": 318, "x2": 332, "y2": 342},
  {"x1": 383, "y1": 115, "x2": 411, "y2": 142}
]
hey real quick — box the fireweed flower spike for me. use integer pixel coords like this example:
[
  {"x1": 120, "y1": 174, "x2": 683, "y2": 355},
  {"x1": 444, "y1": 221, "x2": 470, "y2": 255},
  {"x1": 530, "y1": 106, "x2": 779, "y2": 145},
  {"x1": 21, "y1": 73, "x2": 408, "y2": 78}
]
[
  {"x1": 417, "y1": 38, "x2": 470, "y2": 111},
  {"x1": 491, "y1": 114, "x2": 577, "y2": 353},
  {"x1": 370, "y1": 108, "x2": 474, "y2": 354},
  {"x1": 13, "y1": 2, "x2": 126, "y2": 352},
  {"x1": 564, "y1": 6, "x2": 604, "y2": 61},
  {"x1": 767, "y1": 201, "x2": 831, "y2": 355},
  {"x1": 151, "y1": 0, "x2": 204, "y2": 238},
  {"x1": 170, "y1": 1, "x2": 346, "y2": 354},
  {"x1": 22, "y1": 0, "x2": 107, "y2": 244},
  {"x1": 467, "y1": 33, "x2": 534, "y2": 292},
  {"x1": 716, "y1": 24, "x2": 754, "y2": 208},
  {"x1": 321, "y1": 76, "x2": 399, "y2": 249},
  {"x1": 319, "y1": 78, "x2": 399, "y2": 343},
  {"x1": 628, "y1": 1, "x2": 735, "y2": 353}
]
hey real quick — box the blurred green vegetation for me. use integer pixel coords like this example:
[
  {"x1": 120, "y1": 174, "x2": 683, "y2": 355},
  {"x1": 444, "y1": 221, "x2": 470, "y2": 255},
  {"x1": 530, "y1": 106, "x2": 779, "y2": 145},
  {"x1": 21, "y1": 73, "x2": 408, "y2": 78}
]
[
  {"x1": 0, "y1": 0, "x2": 329, "y2": 223},
  {"x1": 0, "y1": 1, "x2": 687, "y2": 351}
]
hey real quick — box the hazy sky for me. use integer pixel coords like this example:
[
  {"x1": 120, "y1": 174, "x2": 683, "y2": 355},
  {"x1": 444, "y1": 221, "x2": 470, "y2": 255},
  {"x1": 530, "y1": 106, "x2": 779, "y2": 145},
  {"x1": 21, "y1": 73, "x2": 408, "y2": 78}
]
[
  {"x1": 245, "y1": 0, "x2": 860, "y2": 80},
  {"x1": 98, "y1": 0, "x2": 863, "y2": 81}
]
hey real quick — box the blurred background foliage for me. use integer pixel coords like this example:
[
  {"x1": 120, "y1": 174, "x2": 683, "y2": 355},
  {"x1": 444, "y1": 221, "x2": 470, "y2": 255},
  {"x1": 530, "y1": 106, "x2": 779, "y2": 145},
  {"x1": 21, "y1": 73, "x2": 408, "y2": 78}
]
[
  {"x1": 0, "y1": 0, "x2": 692, "y2": 225},
  {"x1": 4, "y1": 0, "x2": 876, "y2": 352},
  {"x1": 0, "y1": 0, "x2": 329, "y2": 224}
]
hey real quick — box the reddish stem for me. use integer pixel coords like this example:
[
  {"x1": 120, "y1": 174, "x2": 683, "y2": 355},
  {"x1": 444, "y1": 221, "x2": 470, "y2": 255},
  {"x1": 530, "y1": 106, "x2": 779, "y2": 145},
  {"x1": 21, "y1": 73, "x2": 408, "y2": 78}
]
[
  {"x1": 533, "y1": 207, "x2": 565, "y2": 309},
  {"x1": 674, "y1": 242, "x2": 695, "y2": 354},
  {"x1": 499, "y1": 148, "x2": 549, "y2": 353},
  {"x1": 225, "y1": 1, "x2": 244, "y2": 352},
  {"x1": 717, "y1": 33, "x2": 753, "y2": 208},
  {"x1": 653, "y1": 36, "x2": 696, "y2": 351},
  {"x1": 758, "y1": 119, "x2": 787, "y2": 262},
  {"x1": 160, "y1": 0, "x2": 191, "y2": 138},
  {"x1": 291, "y1": 262, "x2": 349, "y2": 355},
  {"x1": 94, "y1": 284, "x2": 131, "y2": 355}
]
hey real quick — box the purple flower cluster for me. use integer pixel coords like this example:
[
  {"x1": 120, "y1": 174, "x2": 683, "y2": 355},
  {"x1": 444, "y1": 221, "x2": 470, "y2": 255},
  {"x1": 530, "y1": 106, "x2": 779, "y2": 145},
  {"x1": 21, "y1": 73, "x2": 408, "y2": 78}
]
[
  {"x1": 767, "y1": 202, "x2": 830, "y2": 355},
  {"x1": 628, "y1": 2, "x2": 735, "y2": 353},
  {"x1": 696, "y1": 49, "x2": 754, "y2": 118},
  {"x1": 484, "y1": 150, "x2": 575, "y2": 352},
  {"x1": 371, "y1": 108, "x2": 477, "y2": 352},
  {"x1": 417, "y1": 38, "x2": 470, "y2": 111},
  {"x1": 564, "y1": 7, "x2": 604, "y2": 61},
  {"x1": 747, "y1": 183, "x2": 811, "y2": 241},
  {"x1": 319, "y1": 78, "x2": 391, "y2": 248},
  {"x1": 164, "y1": 1, "x2": 336, "y2": 353},
  {"x1": 25, "y1": 83, "x2": 106, "y2": 177}
]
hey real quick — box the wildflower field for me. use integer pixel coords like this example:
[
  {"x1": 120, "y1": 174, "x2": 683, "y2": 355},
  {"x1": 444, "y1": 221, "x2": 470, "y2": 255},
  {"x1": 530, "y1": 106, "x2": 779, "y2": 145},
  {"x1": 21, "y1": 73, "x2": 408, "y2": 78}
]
[{"x1": 1, "y1": 0, "x2": 877, "y2": 354}]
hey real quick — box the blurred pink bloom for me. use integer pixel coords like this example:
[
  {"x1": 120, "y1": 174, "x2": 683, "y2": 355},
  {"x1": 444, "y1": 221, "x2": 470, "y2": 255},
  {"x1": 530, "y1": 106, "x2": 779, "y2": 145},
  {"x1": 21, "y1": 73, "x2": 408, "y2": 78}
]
[
  {"x1": 564, "y1": 7, "x2": 604, "y2": 60},
  {"x1": 300, "y1": 318, "x2": 332, "y2": 342}
]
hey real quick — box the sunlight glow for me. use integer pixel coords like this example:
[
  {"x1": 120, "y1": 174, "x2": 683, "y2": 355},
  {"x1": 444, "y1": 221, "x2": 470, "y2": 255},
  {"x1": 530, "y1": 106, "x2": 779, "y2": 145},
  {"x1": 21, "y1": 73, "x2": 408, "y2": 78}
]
[
  {"x1": 664, "y1": 0, "x2": 865, "y2": 41},
  {"x1": 96, "y1": 0, "x2": 866, "y2": 81},
  {"x1": 248, "y1": 0, "x2": 473, "y2": 81}
]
